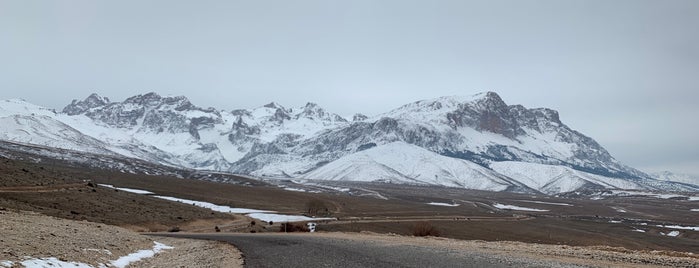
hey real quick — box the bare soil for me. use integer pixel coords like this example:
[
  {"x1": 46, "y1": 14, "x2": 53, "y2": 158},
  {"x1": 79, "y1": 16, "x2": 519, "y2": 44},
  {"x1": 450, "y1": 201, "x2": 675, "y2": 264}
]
[
  {"x1": 0, "y1": 209, "x2": 242, "y2": 267},
  {"x1": 312, "y1": 232, "x2": 699, "y2": 267},
  {"x1": 1, "y1": 143, "x2": 697, "y2": 266},
  {"x1": 0, "y1": 157, "x2": 235, "y2": 231}
]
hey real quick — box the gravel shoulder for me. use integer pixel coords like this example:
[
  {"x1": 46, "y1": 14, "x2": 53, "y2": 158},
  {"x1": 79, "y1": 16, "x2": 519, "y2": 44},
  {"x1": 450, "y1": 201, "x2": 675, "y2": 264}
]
[{"x1": 0, "y1": 209, "x2": 242, "y2": 267}]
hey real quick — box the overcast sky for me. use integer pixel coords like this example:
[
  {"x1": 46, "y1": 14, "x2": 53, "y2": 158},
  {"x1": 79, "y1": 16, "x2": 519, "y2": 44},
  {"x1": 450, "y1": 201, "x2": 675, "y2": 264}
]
[{"x1": 1, "y1": 0, "x2": 697, "y2": 175}]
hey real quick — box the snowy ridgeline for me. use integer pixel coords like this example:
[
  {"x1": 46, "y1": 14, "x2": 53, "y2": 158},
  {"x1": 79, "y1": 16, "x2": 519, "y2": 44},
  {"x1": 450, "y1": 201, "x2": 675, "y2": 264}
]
[
  {"x1": 0, "y1": 242, "x2": 172, "y2": 268},
  {"x1": 3, "y1": 92, "x2": 693, "y2": 196}
]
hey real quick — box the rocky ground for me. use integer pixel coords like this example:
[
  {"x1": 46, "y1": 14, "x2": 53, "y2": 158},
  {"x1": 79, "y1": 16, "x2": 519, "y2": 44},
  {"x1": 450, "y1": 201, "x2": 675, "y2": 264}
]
[
  {"x1": 0, "y1": 209, "x2": 242, "y2": 268},
  {"x1": 316, "y1": 232, "x2": 699, "y2": 267}
]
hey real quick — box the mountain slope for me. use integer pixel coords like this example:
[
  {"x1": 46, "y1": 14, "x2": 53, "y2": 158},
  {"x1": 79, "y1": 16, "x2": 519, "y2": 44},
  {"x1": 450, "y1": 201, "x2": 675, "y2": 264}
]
[
  {"x1": 489, "y1": 161, "x2": 645, "y2": 195},
  {"x1": 650, "y1": 171, "x2": 699, "y2": 187},
  {"x1": 304, "y1": 142, "x2": 531, "y2": 192}
]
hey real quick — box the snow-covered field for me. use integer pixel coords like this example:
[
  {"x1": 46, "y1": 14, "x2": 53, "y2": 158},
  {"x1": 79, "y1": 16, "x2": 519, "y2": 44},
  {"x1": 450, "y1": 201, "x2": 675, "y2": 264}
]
[{"x1": 492, "y1": 203, "x2": 548, "y2": 212}]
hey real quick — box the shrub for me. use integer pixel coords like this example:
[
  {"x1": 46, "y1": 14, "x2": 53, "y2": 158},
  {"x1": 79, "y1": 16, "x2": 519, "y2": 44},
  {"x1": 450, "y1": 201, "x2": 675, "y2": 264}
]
[
  {"x1": 279, "y1": 222, "x2": 309, "y2": 232},
  {"x1": 305, "y1": 199, "x2": 330, "y2": 216},
  {"x1": 168, "y1": 226, "x2": 181, "y2": 232},
  {"x1": 411, "y1": 221, "x2": 440, "y2": 237}
]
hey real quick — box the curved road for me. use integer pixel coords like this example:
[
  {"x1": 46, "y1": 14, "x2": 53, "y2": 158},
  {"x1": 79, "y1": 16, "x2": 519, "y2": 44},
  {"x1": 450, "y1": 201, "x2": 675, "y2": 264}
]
[{"x1": 156, "y1": 233, "x2": 583, "y2": 268}]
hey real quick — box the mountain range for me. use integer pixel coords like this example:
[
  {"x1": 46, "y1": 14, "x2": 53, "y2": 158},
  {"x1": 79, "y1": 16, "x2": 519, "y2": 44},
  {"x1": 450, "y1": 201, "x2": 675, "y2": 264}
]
[{"x1": 1, "y1": 91, "x2": 696, "y2": 195}]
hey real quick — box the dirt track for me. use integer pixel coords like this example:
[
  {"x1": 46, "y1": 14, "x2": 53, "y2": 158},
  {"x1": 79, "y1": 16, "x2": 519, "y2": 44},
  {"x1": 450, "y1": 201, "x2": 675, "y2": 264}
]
[{"x1": 0, "y1": 183, "x2": 87, "y2": 193}]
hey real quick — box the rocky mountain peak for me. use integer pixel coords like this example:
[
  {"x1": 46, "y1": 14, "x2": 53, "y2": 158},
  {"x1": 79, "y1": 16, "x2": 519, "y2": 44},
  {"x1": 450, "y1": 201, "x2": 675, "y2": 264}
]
[
  {"x1": 263, "y1": 102, "x2": 286, "y2": 110},
  {"x1": 297, "y1": 102, "x2": 325, "y2": 118},
  {"x1": 353, "y1": 113, "x2": 368, "y2": 121},
  {"x1": 470, "y1": 91, "x2": 508, "y2": 112},
  {"x1": 123, "y1": 92, "x2": 164, "y2": 106},
  {"x1": 62, "y1": 93, "x2": 110, "y2": 115}
]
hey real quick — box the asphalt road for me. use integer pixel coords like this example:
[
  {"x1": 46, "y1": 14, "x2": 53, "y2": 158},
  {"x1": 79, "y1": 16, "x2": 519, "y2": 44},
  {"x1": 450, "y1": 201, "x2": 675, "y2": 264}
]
[{"x1": 156, "y1": 233, "x2": 583, "y2": 268}]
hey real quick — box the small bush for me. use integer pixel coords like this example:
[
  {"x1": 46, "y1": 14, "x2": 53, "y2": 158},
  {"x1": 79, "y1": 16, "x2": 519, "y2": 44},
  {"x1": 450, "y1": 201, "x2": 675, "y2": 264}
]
[
  {"x1": 168, "y1": 226, "x2": 181, "y2": 233},
  {"x1": 411, "y1": 221, "x2": 440, "y2": 237},
  {"x1": 279, "y1": 222, "x2": 309, "y2": 232},
  {"x1": 305, "y1": 199, "x2": 330, "y2": 216}
]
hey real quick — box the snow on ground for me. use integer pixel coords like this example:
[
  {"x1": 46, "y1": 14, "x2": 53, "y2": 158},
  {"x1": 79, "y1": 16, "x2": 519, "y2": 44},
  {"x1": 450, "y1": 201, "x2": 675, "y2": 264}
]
[
  {"x1": 515, "y1": 200, "x2": 572, "y2": 206},
  {"x1": 632, "y1": 229, "x2": 646, "y2": 233},
  {"x1": 607, "y1": 190, "x2": 687, "y2": 200},
  {"x1": 282, "y1": 187, "x2": 307, "y2": 192},
  {"x1": 691, "y1": 209, "x2": 699, "y2": 212},
  {"x1": 609, "y1": 220, "x2": 622, "y2": 224},
  {"x1": 660, "y1": 231, "x2": 681, "y2": 237},
  {"x1": 153, "y1": 196, "x2": 273, "y2": 214},
  {"x1": 20, "y1": 257, "x2": 93, "y2": 268},
  {"x1": 426, "y1": 202, "x2": 460, "y2": 207},
  {"x1": 655, "y1": 224, "x2": 699, "y2": 231},
  {"x1": 109, "y1": 242, "x2": 173, "y2": 268},
  {"x1": 689, "y1": 197, "x2": 699, "y2": 201},
  {"x1": 98, "y1": 184, "x2": 154, "y2": 195},
  {"x1": 291, "y1": 180, "x2": 350, "y2": 193},
  {"x1": 612, "y1": 207, "x2": 627, "y2": 213},
  {"x1": 90, "y1": 184, "x2": 336, "y2": 223},
  {"x1": 2, "y1": 242, "x2": 172, "y2": 268},
  {"x1": 492, "y1": 203, "x2": 549, "y2": 212},
  {"x1": 246, "y1": 213, "x2": 335, "y2": 223}
]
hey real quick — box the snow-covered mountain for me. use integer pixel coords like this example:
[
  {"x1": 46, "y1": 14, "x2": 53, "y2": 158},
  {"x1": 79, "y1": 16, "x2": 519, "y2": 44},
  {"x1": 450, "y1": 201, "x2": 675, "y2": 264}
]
[
  {"x1": 649, "y1": 171, "x2": 699, "y2": 187},
  {"x1": 0, "y1": 92, "x2": 695, "y2": 194}
]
